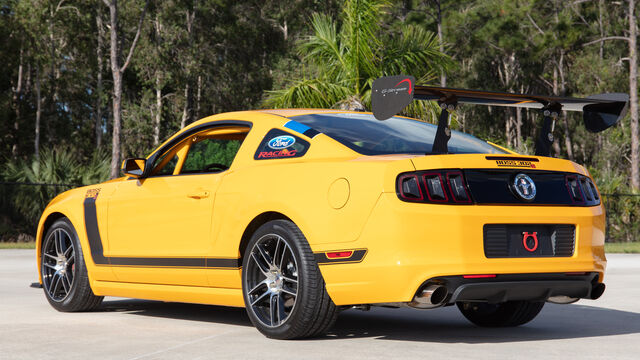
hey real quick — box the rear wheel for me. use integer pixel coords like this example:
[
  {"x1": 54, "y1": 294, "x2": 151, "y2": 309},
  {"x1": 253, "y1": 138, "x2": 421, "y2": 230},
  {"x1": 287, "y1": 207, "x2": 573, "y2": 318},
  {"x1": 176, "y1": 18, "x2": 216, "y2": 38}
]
[
  {"x1": 41, "y1": 218, "x2": 103, "y2": 312},
  {"x1": 242, "y1": 220, "x2": 338, "y2": 339},
  {"x1": 457, "y1": 301, "x2": 544, "y2": 327}
]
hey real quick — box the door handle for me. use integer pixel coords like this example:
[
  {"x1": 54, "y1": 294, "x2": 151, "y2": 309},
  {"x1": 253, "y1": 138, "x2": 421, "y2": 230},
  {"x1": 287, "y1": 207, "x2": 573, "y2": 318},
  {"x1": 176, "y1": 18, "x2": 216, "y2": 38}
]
[{"x1": 187, "y1": 190, "x2": 210, "y2": 199}]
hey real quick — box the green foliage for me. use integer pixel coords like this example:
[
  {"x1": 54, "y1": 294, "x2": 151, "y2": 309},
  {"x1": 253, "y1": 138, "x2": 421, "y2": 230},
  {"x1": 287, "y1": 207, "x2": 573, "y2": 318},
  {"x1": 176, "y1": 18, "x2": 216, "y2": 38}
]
[
  {"x1": 1, "y1": 148, "x2": 110, "y2": 239},
  {"x1": 182, "y1": 139, "x2": 242, "y2": 172},
  {"x1": 265, "y1": 0, "x2": 453, "y2": 122}
]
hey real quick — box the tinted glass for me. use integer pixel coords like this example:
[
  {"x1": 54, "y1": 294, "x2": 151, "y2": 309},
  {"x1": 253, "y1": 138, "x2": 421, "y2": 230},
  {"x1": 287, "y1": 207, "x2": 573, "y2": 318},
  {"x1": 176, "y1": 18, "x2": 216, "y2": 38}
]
[
  {"x1": 154, "y1": 153, "x2": 178, "y2": 176},
  {"x1": 182, "y1": 138, "x2": 242, "y2": 174},
  {"x1": 290, "y1": 113, "x2": 507, "y2": 155}
]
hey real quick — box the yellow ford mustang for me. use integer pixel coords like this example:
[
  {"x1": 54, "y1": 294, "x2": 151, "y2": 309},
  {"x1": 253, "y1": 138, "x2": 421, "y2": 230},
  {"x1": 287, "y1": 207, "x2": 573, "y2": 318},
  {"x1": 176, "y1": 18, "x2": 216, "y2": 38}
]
[{"x1": 36, "y1": 76, "x2": 628, "y2": 339}]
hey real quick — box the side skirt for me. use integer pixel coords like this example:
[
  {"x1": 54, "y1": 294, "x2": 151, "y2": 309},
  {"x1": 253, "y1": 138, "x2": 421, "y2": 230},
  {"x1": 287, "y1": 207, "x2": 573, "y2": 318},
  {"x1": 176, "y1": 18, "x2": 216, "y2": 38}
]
[{"x1": 91, "y1": 280, "x2": 245, "y2": 308}]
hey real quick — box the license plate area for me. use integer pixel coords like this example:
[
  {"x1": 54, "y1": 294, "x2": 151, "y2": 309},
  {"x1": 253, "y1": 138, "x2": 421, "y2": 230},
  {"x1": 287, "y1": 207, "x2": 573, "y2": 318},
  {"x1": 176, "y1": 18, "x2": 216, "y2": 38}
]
[{"x1": 483, "y1": 224, "x2": 575, "y2": 258}]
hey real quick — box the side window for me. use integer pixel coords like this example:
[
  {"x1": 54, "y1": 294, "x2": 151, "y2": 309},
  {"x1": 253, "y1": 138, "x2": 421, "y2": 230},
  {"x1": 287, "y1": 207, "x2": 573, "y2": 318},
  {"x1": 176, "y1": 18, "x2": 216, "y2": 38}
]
[
  {"x1": 154, "y1": 153, "x2": 178, "y2": 176},
  {"x1": 254, "y1": 129, "x2": 310, "y2": 160},
  {"x1": 181, "y1": 137, "x2": 243, "y2": 174}
]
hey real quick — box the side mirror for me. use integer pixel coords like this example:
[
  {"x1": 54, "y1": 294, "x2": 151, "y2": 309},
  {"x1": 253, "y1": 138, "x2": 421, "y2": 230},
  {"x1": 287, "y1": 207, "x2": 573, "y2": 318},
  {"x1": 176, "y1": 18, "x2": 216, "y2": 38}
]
[{"x1": 121, "y1": 158, "x2": 147, "y2": 178}]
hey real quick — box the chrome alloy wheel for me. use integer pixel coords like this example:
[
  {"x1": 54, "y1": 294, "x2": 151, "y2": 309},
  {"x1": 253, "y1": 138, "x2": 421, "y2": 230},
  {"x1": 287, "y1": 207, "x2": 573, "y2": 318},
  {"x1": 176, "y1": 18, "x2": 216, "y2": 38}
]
[
  {"x1": 245, "y1": 234, "x2": 299, "y2": 328},
  {"x1": 42, "y1": 228, "x2": 75, "y2": 302}
]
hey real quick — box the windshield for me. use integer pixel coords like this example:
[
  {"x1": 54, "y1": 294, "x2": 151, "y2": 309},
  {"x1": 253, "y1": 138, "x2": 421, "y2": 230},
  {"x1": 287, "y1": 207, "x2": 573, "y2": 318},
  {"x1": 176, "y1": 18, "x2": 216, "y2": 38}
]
[{"x1": 289, "y1": 113, "x2": 507, "y2": 155}]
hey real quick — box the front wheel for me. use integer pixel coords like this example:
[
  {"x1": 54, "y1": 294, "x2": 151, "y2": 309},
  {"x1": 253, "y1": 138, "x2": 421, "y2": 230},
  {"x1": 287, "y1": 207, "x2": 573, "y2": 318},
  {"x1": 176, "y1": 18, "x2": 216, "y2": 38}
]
[
  {"x1": 241, "y1": 220, "x2": 338, "y2": 339},
  {"x1": 457, "y1": 301, "x2": 545, "y2": 327},
  {"x1": 41, "y1": 218, "x2": 103, "y2": 312}
]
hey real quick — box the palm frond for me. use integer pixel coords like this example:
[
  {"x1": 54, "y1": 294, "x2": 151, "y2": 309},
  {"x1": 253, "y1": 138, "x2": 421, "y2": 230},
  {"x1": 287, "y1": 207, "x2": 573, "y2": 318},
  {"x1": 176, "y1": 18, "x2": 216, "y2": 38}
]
[{"x1": 263, "y1": 78, "x2": 352, "y2": 109}]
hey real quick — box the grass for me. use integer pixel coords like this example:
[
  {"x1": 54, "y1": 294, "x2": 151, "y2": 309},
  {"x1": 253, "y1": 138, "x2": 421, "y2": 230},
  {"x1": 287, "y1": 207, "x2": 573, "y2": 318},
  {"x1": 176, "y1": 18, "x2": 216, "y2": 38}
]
[
  {"x1": 0, "y1": 241, "x2": 35, "y2": 249},
  {"x1": 605, "y1": 241, "x2": 640, "y2": 254}
]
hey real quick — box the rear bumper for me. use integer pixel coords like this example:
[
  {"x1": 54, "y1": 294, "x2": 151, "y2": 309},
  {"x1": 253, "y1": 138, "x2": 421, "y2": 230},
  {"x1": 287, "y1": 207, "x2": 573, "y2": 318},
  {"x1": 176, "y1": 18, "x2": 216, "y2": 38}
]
[
  {"x1": 434, "y1": 273, "x2": 602, "y2": 304},
  {"x1": 315, "y1": 193, "x2": 607, "y2": 306}
]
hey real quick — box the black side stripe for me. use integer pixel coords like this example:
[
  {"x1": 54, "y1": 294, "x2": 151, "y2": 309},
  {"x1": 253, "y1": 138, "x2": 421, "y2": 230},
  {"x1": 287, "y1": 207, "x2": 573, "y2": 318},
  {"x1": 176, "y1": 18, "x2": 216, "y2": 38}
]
[
  {"x1": 314, "y1": 249, "x2": 367, "y2": 265},
  {"x1": 83, "y1": 196, "x2": 240, "y2": 269}
]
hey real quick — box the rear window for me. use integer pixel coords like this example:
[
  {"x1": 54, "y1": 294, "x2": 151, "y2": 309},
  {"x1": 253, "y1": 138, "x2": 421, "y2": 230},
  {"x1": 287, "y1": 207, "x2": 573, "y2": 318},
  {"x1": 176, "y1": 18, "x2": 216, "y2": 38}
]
[{"x1": 290, "y1": 113, "x2": 506, "y2": 155}]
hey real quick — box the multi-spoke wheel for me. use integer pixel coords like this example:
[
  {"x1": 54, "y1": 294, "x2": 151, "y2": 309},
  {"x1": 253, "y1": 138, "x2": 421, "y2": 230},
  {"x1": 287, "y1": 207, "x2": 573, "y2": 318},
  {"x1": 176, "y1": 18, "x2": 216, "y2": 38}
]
[
  {"x1": 41, "y1": 218, "x2": 103, "y2": 312},
  {"x1": 42, "y1": 227, "x2": 76, "y2": 302},
  {"x1": 242, "y1": 220, "x2": 338, "y2": 339},
  {"x1": 245, "y1": 234, "x2": 299, "y2": 327}
]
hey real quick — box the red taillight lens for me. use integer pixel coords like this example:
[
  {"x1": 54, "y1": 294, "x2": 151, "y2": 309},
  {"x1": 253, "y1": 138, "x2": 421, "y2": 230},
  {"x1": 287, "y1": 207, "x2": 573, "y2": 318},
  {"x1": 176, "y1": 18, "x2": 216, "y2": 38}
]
[
  {"x1": 446, "y1": 171, "x2": 472, "y2": 203},
  {"x1": 397, "y1": 170, "x2": 472, "y2": 204},
  {"x1": 424, "y1": 173, "x2": 448, "y2": 202},
  {"x1": 398, "y1": 174, "x2": 423, "y2": 201},
  {"x1": 565, "y1": 175, "x2": 584, "y2": 203}
]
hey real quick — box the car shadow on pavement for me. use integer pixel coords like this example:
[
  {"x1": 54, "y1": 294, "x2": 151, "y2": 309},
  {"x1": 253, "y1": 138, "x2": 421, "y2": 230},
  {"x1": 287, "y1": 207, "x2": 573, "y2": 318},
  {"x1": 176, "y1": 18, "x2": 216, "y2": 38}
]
[
  {"x1": 98, "y1": 299, "x2": 640, "y2": 343},
  {"x1": 100, "y1": 299, "x2": 252, "y2": 327},
  {"x1": 327, "y1": 303, "x2": 640, "y2": 343}
]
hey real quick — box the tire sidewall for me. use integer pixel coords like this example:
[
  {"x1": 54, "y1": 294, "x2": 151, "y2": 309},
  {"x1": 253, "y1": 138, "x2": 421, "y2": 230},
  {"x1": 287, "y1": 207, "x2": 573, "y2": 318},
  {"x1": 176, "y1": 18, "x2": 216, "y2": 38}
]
[
  {"x1": 42, "y1": 218, "x2": 88, "y2": 311},
  {"x1": 241, "y1": 220, "x2": 316, "y2": 339}
]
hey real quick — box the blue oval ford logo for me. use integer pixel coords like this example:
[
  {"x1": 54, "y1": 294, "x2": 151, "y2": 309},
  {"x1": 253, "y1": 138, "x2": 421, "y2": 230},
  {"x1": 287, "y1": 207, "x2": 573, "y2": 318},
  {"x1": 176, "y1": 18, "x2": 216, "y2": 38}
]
[
  {"x1": 513, "y1": 173, "x2": 536, "y2": 201},
  {"x1": 268, "y1": 135, "x2": 296, "y2": 150}
]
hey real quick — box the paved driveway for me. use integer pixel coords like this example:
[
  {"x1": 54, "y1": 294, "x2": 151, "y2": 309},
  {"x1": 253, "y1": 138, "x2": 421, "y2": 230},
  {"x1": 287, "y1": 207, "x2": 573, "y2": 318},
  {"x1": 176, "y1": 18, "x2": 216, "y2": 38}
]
[{"x1": 1, "y1": 249, "x2": 639, "y2": 359}]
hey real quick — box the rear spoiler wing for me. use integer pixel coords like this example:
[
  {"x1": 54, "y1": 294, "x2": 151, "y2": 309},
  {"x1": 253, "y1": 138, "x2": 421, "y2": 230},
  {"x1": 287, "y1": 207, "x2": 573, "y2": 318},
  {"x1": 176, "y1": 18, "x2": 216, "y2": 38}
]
[{"x1": 371, "y1": 75, "x2": 629, "y2": 156}]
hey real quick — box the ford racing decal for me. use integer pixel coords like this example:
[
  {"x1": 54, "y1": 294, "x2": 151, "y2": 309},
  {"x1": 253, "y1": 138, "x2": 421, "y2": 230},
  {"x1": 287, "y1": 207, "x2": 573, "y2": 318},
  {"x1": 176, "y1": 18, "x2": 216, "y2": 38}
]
[
  {"x1": 255, "y1": 129, "x2": 310, "y2": 160},
  {"x1": 268, "y1": 135, "x2": 296, "y2": 150}
]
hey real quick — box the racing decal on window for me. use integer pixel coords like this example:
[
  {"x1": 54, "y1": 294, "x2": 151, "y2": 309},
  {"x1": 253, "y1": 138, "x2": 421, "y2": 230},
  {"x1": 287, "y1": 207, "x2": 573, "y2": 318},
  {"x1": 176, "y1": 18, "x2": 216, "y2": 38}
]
[
  {"x1": 284, "y1": 120, "x2": 321, "y2": 138},
  {"x1": 254, "y1": 129, "x2": 310, "y2": 160}
]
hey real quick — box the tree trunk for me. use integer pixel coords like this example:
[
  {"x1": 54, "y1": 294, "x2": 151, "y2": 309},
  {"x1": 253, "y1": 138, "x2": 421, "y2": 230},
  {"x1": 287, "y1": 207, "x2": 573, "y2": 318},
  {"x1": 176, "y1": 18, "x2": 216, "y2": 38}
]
[
  {"x1": 35, "y1": 65, "x2": 42, "y2": 161},
  {"x1": 195, "y1": 75, "x2": 202, "y2": 120},
  {"x1": 107, "y1": 0, "x2": 123, "y2": 178},
  {"x1": 629, "y1": 0, "x2": 639, "y2": 190},
  {"x1": 95, "y1": 10, "x2": 104, "y2": 148},
  {"x1": 11, "y1": 46, "x2": 23, "y2": 158},
  {"x1": 436, "y1": 0, "x2": 446, "y2": 87},
  {"x1": 153, "y1": 73, "x2": 162, "y2": 146},
  {"x1": 181, "y1": 83, "x2": 191, "y2": 129},
  {"x1": 558, "y1": 50, "x2": 574, "y2": 161},
  {"x1": 105, "y1": 0, "x2": 149, "y2": 179}
]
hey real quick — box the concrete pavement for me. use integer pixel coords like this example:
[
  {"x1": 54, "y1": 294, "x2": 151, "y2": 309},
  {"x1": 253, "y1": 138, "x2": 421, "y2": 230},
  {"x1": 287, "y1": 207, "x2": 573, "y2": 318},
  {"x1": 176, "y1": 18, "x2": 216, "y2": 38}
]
[{"x1": 1, "y1": 249, "x2": 639, "y2": 359}]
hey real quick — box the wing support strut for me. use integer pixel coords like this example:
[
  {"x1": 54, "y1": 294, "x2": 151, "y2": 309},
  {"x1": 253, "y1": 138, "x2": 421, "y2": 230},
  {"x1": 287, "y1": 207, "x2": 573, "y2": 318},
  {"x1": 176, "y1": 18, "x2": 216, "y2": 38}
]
[
  {"x1": 534, "y1": 102, "x2": 562, "y2": 157},
  {"x1": 432, "y1": 96, "x2": 458, "y2": 154}
]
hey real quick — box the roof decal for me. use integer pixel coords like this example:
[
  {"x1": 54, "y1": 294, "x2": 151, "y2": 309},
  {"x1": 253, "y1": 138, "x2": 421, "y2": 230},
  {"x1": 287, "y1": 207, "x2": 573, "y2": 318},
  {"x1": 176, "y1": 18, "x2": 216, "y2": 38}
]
[{"x1": 284, "y1": 120, "x2": 320, "y2": 138}]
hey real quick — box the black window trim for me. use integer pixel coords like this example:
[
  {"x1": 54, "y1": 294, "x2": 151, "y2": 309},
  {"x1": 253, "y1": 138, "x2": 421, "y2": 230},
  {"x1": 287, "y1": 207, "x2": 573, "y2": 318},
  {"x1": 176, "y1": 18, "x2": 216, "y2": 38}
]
[{"x1": 143, "y1": 120, "x2": 252, "y2": 178}]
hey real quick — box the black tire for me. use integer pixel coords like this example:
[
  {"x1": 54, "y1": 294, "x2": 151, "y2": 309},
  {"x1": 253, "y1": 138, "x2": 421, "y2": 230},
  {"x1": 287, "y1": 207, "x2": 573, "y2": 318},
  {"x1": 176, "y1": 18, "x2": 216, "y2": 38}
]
[
  {"x1": 457, "y1": 300, "x2": 544, "y2": 327},
  {"x1": 241, "y1": 220, "x2": 338, "y2": 339},
  {"x1": 41, "y1": 218, "x2": 103, "y2": 312}
]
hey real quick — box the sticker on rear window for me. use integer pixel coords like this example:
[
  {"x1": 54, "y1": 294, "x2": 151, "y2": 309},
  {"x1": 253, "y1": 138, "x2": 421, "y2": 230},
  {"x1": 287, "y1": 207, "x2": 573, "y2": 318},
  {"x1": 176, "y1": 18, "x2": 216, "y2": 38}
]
[
  {"x1": 255, "y1": 129, "x2": 309, "y2": 160},
  {"x1": 268, "y1": 135, "x2": 296, "y2": 150}
]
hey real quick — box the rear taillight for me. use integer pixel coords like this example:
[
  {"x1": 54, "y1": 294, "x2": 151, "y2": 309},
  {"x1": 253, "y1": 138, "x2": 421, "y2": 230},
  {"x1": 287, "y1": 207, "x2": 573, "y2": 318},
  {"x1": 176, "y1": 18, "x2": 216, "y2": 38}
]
[
  {"x1": 565, "y1": 174, "x2": 600, "y2": 205},
  {"x1": 447, "y1": 171, "x2": 472, "y2": 203},
  {"x1": 423, "y1": 173, "x2": 448, "y2": 202},
  {"x1": 397, "y1": 170, "x2": 472, "y2": 204},
  {"x1": 398, "y1": 174, "x2": 423, "y2": 201}
]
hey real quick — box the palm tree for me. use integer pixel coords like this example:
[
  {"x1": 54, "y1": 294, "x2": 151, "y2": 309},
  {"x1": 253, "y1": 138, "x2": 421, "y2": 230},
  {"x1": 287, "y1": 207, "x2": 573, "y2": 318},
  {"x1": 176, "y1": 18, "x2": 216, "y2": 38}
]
[{"x1": 265, "y1": 0, "x2": 453, "y2": 120}]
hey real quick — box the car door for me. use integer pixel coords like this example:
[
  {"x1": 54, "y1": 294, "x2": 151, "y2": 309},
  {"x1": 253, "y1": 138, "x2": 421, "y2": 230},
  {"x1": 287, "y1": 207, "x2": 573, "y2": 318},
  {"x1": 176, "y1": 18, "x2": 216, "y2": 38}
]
[{"x1": 106, "y1": 126, "x2": 249, "y2": 286}]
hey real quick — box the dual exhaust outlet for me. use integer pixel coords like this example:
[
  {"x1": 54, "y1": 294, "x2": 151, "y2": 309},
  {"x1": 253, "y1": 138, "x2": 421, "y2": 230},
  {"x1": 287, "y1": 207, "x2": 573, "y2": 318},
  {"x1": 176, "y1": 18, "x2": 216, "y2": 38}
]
[
  {"x1": 408, "y1": 284, "x2": 448, "y2": 309},
  {"x1": 406, "y1": 281, "x2": 605, "y2": 308}
]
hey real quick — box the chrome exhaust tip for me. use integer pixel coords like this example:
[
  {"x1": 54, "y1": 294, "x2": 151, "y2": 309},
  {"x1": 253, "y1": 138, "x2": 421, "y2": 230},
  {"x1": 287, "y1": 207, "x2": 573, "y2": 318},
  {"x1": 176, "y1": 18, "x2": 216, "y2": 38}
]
[
  {"x1": 408, "y1": 284, "x2": 448, "y2": 309},
  {"x1": 547, "y1": 295, "x2": 580, "y2": 304}
]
